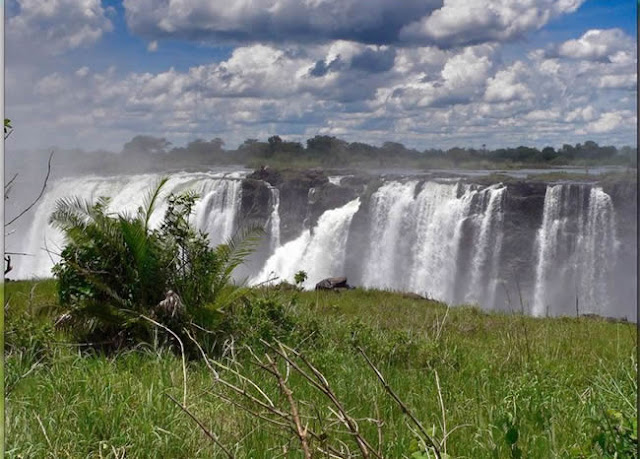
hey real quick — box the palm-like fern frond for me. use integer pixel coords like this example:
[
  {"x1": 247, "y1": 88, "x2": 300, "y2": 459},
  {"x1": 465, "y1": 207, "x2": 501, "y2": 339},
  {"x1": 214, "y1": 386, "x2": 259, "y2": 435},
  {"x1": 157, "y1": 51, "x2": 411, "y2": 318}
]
[
  {"x1": 216, "y1": 223, "x2": 265, "y2": 280},
  {"x1": 140, "y1": 177, "x2": 169, "y2": 232}
]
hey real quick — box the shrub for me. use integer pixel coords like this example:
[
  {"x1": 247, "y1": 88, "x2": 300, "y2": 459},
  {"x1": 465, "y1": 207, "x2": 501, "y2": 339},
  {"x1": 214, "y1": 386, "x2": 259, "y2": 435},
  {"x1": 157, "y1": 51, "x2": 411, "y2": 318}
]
[{"x1": 50, "y1": 178, "x2": 259, "y2": 351}]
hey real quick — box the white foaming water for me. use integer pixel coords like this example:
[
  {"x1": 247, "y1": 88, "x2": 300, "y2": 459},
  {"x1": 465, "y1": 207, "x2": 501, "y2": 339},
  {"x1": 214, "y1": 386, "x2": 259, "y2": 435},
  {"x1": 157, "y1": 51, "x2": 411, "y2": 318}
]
[
  {"x1": 193, "y1": 175, "x2": 243, "y2": 246},
  {"x1": 267, "y1": 186, "x2": 281, "y2": 251},
  {"x1": 408, "y1": 182, "x2": 475, "y2": 301},
  {"x1": 363, "y1": 180, "x2": 506, "y2": 306},
  {"x1": 15, "y1": 171, "x2": 629, "y2": 319},
  {"x1": 362, "y1": 181, "x2": 418, "y2": 289},
  {"x1": 251, "y1": 198, "x2": 361, "y2": 289},
  {"x1": 532, "y1": 184, "x2": 618, "y2": 316},
  {"x1": 328, "y1": 175, "x2": 353, "y2": 186},
  {"x1": 14, "y1": 172, "x2": 244, "y2": 279},
  {"x1": 464, "y1": 185, "x2": 506, "y2": 307}
]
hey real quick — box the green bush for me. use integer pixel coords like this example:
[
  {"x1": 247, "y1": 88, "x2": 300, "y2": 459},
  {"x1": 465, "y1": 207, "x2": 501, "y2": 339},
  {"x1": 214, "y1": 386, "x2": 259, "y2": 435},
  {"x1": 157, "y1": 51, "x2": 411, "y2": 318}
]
[{"x1": 50, "y1": 178, "x2": 258, "y2": 351}]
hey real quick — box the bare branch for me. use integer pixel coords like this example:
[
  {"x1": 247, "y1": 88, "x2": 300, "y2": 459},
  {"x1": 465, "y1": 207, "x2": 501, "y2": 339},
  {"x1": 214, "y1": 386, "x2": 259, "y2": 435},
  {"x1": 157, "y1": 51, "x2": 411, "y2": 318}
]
[
  {"x1": 165, "y1": 393, "x2": 234, "y2": 459},
  {"x1": 139, "y1": 315, "x2": 187, "y2": 407},
  {"x1": 6, "y1": 150, "x2": 54, "y2": 227},
  {"x1": 268, "y1": 341, "x2": 381, "y2": 459},
  {"x1": 358, "y1": 347, "x2": 441, "y2": 459},
  {"x1": 4, "y1": 255, "x2": 12, "y2": 275},
  {"x1": 265, "y1": 353, "x2": 312, "y2": 459},
  {"x1": 5, "y1": 172, "x2": 18, "y2": 198}
]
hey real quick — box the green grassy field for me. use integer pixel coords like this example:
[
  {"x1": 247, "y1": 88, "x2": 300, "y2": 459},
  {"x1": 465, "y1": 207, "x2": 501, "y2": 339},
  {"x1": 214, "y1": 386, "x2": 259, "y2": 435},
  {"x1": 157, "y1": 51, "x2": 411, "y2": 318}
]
[{"x1": 5, "y1": 280, "x2": 637, "y2": 458}]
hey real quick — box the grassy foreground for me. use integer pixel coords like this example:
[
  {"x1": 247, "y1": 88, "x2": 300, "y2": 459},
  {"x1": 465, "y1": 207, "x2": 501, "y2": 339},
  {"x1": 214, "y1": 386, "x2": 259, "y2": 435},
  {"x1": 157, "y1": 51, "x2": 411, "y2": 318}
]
[{"x1": 5, "y1": 280, "x2": 637, "y2": 458}]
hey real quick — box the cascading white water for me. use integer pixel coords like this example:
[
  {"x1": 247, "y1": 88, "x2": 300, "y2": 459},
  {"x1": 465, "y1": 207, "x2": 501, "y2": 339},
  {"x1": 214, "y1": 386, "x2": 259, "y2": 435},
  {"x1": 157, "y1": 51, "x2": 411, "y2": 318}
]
[
  {"x1": 251, "y1": 198, "x2": 360, "y2": 289},
  {"x1": 193, "y1": 175, "x2": 243, "y2": 246},
  {"x1": 267, "y1": 186, "x2": 281, "y2": 251},
  {"x1": 361, "y1": 180, "x2": 506, "y2": 306},
  {"x1": 408, "y1": 182, "x2": 475, "y2": 301},
  {"x1": 532, "y1": 184, "x2": 618, "y2": 316},
  {"x1": 14, "y1": 170, "x2": 631, "y2": 319},
  {"x1": 580, "y1": 187, "x2": 618, "y2": 312},
  {"x1": 362, "y1": 181, "x2": 418, "y2": 289},
  {"x1": 14, "y1": 172, "x2": 244, "y2": 279},
  {"x1": 464, "y1": 185, "x2": 506, "y2": 307}
]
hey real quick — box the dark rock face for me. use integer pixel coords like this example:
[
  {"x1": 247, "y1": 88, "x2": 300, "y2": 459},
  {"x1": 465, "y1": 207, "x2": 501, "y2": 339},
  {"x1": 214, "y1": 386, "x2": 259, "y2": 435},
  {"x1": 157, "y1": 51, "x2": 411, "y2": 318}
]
[
  {"x1": 237, "y1": 178, "x2": 274, "y2": 278},
  {"x1": 603, "y1": 180, "x2": 637, "y2": 317},
  {"x1": 498, "y1": 182, "x2": 548, "y2": 302},
  {"x1": 240, "y1": 178, "x2": 272, "y2": 224},
  {"x1": 308, "y1": 183, "x2": 362, "y2": 228},
  {"x1": 259, "y1": 168, "x2": 329, "y2": 243},
  {"x1": 315, "y1": 277, "x2": 350, "y2": 290},
  {"x1": 247, "y1": 166, "x2": 282, "y2": 187}
]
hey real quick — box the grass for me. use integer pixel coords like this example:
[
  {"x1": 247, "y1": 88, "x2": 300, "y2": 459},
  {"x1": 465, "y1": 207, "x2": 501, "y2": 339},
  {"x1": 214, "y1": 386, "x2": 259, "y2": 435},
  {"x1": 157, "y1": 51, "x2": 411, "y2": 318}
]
[{"x1": 5, "y1": 280, "x2": 637, "y2": 458}]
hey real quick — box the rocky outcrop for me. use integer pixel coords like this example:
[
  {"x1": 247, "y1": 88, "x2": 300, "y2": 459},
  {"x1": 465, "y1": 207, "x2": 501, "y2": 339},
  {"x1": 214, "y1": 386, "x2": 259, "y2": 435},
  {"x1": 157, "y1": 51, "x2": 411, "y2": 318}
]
[
  {"x1": 315, "y1": 277, "x2": 351, "y2": 290},
  {"x1": 240, "y1": 178, "x2": 272, "y2": 224},
  {"x1": 247, "y1": 166, "x2": 283, "y2": 186},
  {"x1": 499, "y1": 181, "x2": 548, "y2": 295}
]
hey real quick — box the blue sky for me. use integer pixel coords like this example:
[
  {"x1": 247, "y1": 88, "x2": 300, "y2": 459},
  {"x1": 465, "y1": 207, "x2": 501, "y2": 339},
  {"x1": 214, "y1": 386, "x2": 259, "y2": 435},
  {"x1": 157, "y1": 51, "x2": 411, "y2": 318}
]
[{"x1": 5, "y1": 0, "x2": 637, "y2": 152}]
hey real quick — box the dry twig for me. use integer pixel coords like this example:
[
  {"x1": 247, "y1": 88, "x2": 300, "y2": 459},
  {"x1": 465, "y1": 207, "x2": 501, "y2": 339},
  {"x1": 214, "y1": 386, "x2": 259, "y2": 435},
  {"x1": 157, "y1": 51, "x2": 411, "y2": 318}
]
[
  {"x1": 358, "y1": 347, "x2": 441, "y2": 459},
  {"x1": 165, "y1": 393, "x2": 234, "y2": 458}
]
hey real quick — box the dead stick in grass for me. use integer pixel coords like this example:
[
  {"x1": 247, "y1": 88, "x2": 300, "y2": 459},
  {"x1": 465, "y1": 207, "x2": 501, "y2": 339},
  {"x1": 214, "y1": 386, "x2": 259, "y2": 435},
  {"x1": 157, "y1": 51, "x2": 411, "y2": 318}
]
[
  {"x1": 165, "y1": 393, "x2": 234, "y2": 458},
  {"x1": 270, "y1": 341, "x2": 381, "y2": 459},
  {"x1": 358, "y1": 347, "x2": 442, "y2": 459},
  {"x1": 140, "y1": 315, "x2": 187, "y2": 407},
  {"x1": 434, "y1": 370, "x2": 447, "y2": 456},
  {"x1": 187, "y1": 333, "x2": 370, "y2": 458},
  {"x1": 187, "y1": 333, "x2": 336, "y2": 455},
  {"x1": 265, "y1": 353, "x2": 313, "y2": 459}
]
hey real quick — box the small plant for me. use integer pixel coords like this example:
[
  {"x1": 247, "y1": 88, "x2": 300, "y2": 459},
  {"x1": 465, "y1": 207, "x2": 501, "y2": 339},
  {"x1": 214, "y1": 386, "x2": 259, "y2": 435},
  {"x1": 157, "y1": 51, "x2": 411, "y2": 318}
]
[
  {"x1": 294, "y1": 270, "x2": 308, "y2": 288},
  {"x1": 590, "y1": 408, "x2": 638, "y2": 457}
]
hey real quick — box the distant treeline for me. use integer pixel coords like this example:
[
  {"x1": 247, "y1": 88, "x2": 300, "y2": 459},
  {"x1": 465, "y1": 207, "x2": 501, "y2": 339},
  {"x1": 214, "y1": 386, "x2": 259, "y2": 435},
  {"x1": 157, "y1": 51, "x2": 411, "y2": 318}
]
[
  {"x1": 42, "y1": 135, "x2": 634, "y2": 177},
  {"x1": 119, "y1": 134, "x2": 636, "y2": 170}
]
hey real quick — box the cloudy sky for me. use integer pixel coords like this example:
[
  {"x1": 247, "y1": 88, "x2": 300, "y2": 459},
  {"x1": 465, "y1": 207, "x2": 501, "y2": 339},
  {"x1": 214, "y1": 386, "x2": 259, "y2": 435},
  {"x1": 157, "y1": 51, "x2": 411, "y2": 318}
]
[{"x1": 5, "y1": 0, "x2": 637, "y2": 152}]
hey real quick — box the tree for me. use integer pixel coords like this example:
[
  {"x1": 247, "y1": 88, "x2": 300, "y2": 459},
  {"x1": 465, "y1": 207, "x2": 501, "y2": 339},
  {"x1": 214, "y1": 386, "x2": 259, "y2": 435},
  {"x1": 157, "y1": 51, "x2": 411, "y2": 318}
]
[
  {"x1": 239, "y1": 138, "x2": 269, "y2": 157},
  {"x1": 210, "y1": 137, "x2": 225, "y2": 151},
  {"x1": 541, "y1": 146, "x2": 557, "y2": 161},
  {"x1": 447, "y1": 147, "x2": 468, "y2": 165},
  {"x1": 267, "y1": 135, "x2": 283, "y2": 157},
  {"x1": 306, "y1": 135, "x2": 346, "y2": 154},
  {"x1": 122, "y1": 135, "x2": 171, "y2": 156}
]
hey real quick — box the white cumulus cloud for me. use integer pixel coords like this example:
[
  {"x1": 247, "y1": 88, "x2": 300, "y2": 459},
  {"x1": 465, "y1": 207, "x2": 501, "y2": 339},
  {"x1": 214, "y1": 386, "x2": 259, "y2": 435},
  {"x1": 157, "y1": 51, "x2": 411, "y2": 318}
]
[
  {"x1": 556, "y1": 28, "x2": 634, "y2": 61},
  {"x1": 7, "y1": 0, "x2": 113, "y2": 55}
]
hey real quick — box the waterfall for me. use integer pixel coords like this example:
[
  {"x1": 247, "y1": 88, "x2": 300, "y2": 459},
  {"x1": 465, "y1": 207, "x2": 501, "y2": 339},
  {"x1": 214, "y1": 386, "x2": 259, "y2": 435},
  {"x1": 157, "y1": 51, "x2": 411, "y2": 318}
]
[
  {"x1": 464, "y1": 185, "x2": 506, "y2": 307},
  {"x1": 251, "y1": 198, "x2": 361, "y2": 289},
  {"x1": 362, "y1": 181, "x2": 418, "y2": 289},
  {"x1": 267, "y1": 186, "x2": 281, "y2": 251},
  {"x1": 362, "y1": 180, "x2": 506, "y2": 306},
  {"x1": 14, "y1": 172, "x2": 244, "y2": 279},
  {"x1": 408, "y1": 182, "x2": 476, "y2": 302},
  {"x1": 193, "y1": 175, "x2": 243, "y2": 246},
  {"x1": 532, "y1": 184, "x2": 618, "y2": 316},
  {"x1": 13, "y1": 170, "x2": 633, "y2": 319}
]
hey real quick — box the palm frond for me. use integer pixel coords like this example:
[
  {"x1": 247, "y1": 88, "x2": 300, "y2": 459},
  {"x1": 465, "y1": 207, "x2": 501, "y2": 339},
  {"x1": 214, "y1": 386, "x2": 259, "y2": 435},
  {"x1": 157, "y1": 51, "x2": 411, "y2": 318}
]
[
  {"x1": 216, "y1": 223, "x2": 265, "y2": 279},
  {"x1": 49, "y1": 196, "x2": 95, "y2": 230},
  {"x1": 141, "y1": 177, "x2": 169, "y2": 232}
]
